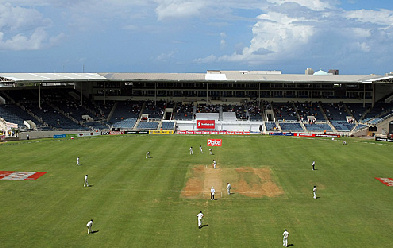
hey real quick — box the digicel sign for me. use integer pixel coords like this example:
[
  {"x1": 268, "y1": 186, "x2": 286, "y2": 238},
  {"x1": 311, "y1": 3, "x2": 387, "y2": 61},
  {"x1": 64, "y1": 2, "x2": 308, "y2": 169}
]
[
  {"x1": 208, "y1": 139, "x2": 222, "y2": 146},
  {"x1": 197, "y1": 120, "x2": 215, "y2": 129}
]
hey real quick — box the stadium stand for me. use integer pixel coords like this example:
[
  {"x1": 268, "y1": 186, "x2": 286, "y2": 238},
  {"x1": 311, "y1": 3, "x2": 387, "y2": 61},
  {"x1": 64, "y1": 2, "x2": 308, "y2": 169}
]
[
  {"x1": 273, "y1": 102, "x2": 298, "y2": 121},
  {"x1": 279, "y1": 122, "x2": 303, "y2": 131},
  {"x1": 137, "y1": 121, "x2": 159, "y2": 130},
  {"x1": 161, "y1": 121, "x2": 175, "y2": 130},
  {"x1": 265, "y1": 122, "x2": 278, "y2": 131},
  {"x1": 304, "y1": 123, "x2": 332, "y2": 132},
  {"x1": 174, "y1": 103, "x2": 194, "y2": 120}
]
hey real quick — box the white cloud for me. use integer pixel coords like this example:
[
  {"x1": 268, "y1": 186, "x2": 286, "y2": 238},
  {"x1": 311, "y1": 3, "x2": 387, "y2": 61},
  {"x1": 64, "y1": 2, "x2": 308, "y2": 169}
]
[
  {"x1": 351, "y1": 28, "x2": 371, "y2": 38},
  {"x1": 154, "y1": 0, "x2": 206, "y2": 20},
  {"x1": 344, "y1": 9, "x2": 393, "y2": 26},
  {"x1": 267, "y1": 0, "x2": 332, "y2": 11},
  {"x1": 218, "y1": 11, "x2": 314, "y2": 63},
  {"x1": 156, "y1": 51, "x2": 175, "y2": 61},
  {"x1": 0, "y1": 3, "x2": 64, "y2": 50},
  {"x1": 194, "y1": 55, "x2": 217, "y2": 64}
]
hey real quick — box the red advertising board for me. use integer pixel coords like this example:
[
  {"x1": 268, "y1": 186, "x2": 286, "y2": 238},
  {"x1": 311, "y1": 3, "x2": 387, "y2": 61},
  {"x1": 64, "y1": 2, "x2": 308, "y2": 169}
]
[
  {"x1": 177, "y1": 130, "x2": 250, "y2": 135},
  {"x1": 375, "y1": 177, "x2": 393, "y2": 186},
  {"x1": 208, "y1": 139, "x2": 222, "y2": 146},
  {"x1": 197, "y1": 120, "x2": 215, "y2": 129}
]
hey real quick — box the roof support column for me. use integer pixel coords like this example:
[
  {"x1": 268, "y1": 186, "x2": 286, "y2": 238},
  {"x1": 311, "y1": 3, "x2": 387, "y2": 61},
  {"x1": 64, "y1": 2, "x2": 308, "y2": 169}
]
[
  {"x1": 80, "y1": 83, "x2": 83, "y2": 106},
  {"x1": 372, "y1": 83, "x2": 375, "y2": 107},
  {"x1": 38, "y1": 82, "x2": 41, "y2": 109},
  {"x1": 207, "y1": 82, "x2": 209, "y2": 103},
  {"x1": 104, "y1": 82, "x2": 106, "y2": 105}
]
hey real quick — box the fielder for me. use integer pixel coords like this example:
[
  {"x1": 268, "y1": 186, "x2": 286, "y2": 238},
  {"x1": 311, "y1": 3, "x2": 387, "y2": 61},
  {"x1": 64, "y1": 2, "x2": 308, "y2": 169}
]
[
  {"x1": 213, "y1": 160, "x2": 217, "y2": 169},
  {"x1": 209, "y1": 148, "x2": 213, "y2": 155},
  {"x1": 197, "y1": 211, "x2": 204, "y2": 229},
  {"x1": 84, "y1": 175, "x2": 89, "y2": 187},
  {"x1": 77, "y1": 157, "x2": 80, "y2": 165},
  {"x1": 227, "y1": 183, "x2": 231, "y2": 195},
  {"x1": 210, "y1": 186, "x2": 215, "y2": 200},
  {"x1": 189, "y1": 147, "x2": 193, "y2": 155},
  {"x1": 199, "y1": 145, "x2": 203, "y2": 153},
  {"x1": 343, "y1": 140, "x2": 347, "y2": 145},
  {"x1": 146, "y1": 151, "x2": 151, "y2": 159},
  {"x1": 313, "y1": 186, "x2": 317, "y2": 199},
  {"x1": 312, "y1": 161, "x2": 315, "y2": 170},
  {"x1": 86, "y1": 219, "x2": 93, "y2": 234},
  {"x1": 283, "y1": 229, "x2": 289, "y2": 247}
]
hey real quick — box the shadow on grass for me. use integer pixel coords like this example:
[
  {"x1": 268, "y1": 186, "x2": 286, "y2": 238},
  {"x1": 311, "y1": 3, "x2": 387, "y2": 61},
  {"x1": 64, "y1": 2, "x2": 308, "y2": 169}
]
[
  {"x1": 199, "y1": 225, "x2": 208, "y2": 229},
  {"x1": 91, "y1": 230, "x2": 99, "y2": 234}
]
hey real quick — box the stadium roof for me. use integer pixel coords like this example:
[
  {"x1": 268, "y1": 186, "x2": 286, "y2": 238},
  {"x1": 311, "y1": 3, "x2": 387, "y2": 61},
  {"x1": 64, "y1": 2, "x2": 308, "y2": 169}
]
[
  {"x1": 0, "y1": 71, "x2": 387, "y2": 84},
  {"x1": 0, "y1": 73, "x2": 106, "y2": 82}
]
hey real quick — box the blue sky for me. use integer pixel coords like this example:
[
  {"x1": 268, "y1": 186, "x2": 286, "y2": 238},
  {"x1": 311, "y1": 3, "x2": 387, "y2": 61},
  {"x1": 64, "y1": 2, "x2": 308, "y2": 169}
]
[{"x1": 1, "y1": 0, "x2": 393, "y2": 75}]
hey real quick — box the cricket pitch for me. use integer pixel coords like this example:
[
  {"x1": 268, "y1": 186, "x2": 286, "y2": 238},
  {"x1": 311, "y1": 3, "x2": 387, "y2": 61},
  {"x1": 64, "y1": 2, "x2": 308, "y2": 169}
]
[{"x1": 181, "y1": 165, "x2": 283, "y2": 199}]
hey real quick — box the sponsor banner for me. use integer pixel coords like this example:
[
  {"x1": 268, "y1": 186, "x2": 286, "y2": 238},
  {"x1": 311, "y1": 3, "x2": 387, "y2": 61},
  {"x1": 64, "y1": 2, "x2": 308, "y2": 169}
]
[
  {"x1": 197, "y1": 120, "x2": 215, "y2": 129},
  {"x1": 315, "y1": 133, "x2": 340, "y2": 138},
  {"x1": 109, "y1": 131, "x2": 124, "y2": 135},
  {"x1": 0, "y1": 171, "x2": 47, "y2": 180},
  {"x1": 269, "y1": 132, "x2": 294, "y2": 136},
  {"x1": 208, "y1": 139, "x2": 222, "y2": 146},
  {"x1": 375, "y1": 177, "x2": 393, "y2": 186},
  {"x1": 125, "y1": 131, "x2": 149, "y2": 134},
  {"x1": 177, "y1": 130, "x2": 250, "y2": 135},
  {"x1": 295, "y1": 133, "x2": 315, "y2": 137},
  {"x1": 149, "y1": 130, "x2": 174, "y2": 135},
  {"x1": 375, "y1": 137, "x2": 393, "y2": 142},
  {"x1": 54, "y1": 134, "x2": 66, "y2": 139}
]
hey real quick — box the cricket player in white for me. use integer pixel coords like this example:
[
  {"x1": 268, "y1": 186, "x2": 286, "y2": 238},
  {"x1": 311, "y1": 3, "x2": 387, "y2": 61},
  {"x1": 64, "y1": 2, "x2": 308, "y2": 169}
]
[
  {"x1": 77, "y1": 157, "x2": 80, "y2": 165},
  {"x1": 313, "y1": 186, "x2": 317, "y2": 199},
  {"x1": 146, "y1": 151, "x2": 151, "y2": 159},
  {"x1": 86, "y1": 219, "x2": 93, "y2": 234},
  {"x1": 312, "y1": 161, "x2": 315, "y2": 170},
  {"x1": 84, "y1": 175, "x2": 89, "y2": 187},
  {"x1": 209, "y1": 148, "x2": 213, "y2": 155},
  {"x1": 210, "y1": 186, "x2": 215, "y2": 200},
  {"x1": 199, "y1": 145, "x2": 203, "y2": 153},
  {"x1": 213, "y1": 160, "x2": 217, "y2": 169},
  {"x1": 197, "y1": 211, "x2": 204, "y2": 229},
  {"x1": 283, "y1": 229, "x2": 289, "y2": 247},
  {"x1": 190, "y1": 147, "x2": 193, "y2": 155},
  {"x1": 227, "y1": 183, "x2": 231, "y2": 195}
]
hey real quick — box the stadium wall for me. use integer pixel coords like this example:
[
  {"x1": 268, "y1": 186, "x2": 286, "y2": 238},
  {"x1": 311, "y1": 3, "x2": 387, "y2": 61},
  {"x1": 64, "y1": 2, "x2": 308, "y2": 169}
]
[
  {"x1": 176, "y1": 120, "x2": 262, "y2": 132},
  {"x1": 18, "y1": 130, "x2": 102, "y2": 140}
]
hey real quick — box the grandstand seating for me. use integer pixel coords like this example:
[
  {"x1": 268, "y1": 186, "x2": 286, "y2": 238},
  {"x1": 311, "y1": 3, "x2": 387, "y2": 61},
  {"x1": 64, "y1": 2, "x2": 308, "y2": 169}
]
[
  {"x1": 174, "y1": 103, "x2": 194, "y2": 120},
  {"x1": 273, "y1": 102, "x2": 298, "y2": 121},
  {"x1": 109, "y1": 101, "x2": 142, "y2": 128},
  {"x1": 2, "y1": 87, "x2": 393, "y2": 134},
  {"x1": 143, "y1": 100, "x2": 166, "y2": 119},
  {"x1": 295, "y1": 102, "x2": 325, "y2": 122},
  {"x1": 304, "y1": 123, "x2": 332, "y2": 132},
  {"x1": 322, "y1": 103, "x2": 348, "y2": 121},
  {"x1": 0, "y1": 105, "x2": 31, "y2": 128},
  {"x1": 330, "y1": 121, "x2": 355, "y2": 132},
  {"x1": 112, "y1": 118, "x2": 137, "y2": 129},
  {"x1": 265, "y1": 122, "x2": 278, "y2": 131},
  {"x1": 137, "y1": 121, "x2": 159, "y2": 130},
  {"x1": 279, "y1": 122, "x2": 303, "y2": 131},
  {"x1": 346, "y1": 103, "x2": 370, "y2": 121},
  {"x1": 161, "y1": 121, "x2": 175, "y2": 130}
]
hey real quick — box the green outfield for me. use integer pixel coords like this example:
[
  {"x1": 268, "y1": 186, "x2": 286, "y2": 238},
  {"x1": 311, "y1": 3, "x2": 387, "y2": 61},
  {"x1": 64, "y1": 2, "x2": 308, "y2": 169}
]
[{"x1": 0, "y1": 134, "x2": 392, "y2": 247}]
